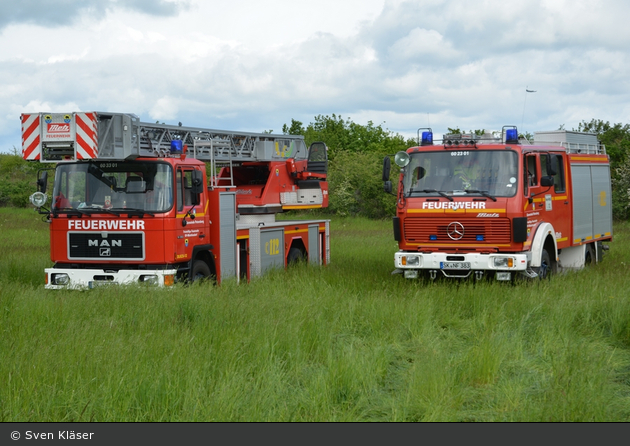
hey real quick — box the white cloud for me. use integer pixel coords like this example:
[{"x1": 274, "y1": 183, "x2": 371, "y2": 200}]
[
  {"x1": 150, "y1": 97, "x2": 180, "y2": 121},
  {"x1": 2, "y1": 0, "x2": 630, "y2": 152},
  {"x1": 388, "y1": 28, "x2": 458, "y2": 61}
]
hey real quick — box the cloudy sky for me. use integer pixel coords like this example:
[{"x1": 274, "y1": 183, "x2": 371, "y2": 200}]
[{"x1": 2, "y1": 0, "x2": 630, "y2": 153}]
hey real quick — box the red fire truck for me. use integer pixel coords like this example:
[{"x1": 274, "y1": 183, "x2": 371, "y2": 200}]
[
  {"x1": 22, "y1": 112, "x2": 330, "y2": 289},
  {"x1": 382, "y1": 126, "x2": 612, "y2": 281}
]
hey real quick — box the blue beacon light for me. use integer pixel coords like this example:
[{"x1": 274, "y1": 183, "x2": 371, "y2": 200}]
[
  {"x1": 505, "y1": 128, "x2": 519, "y2": 144},
  {"x1": 421, "y1": 131, "x2": 433, "y2": 146},
  {"x1": 170, "y1": 140, "x2": 183, "y2": 154}
]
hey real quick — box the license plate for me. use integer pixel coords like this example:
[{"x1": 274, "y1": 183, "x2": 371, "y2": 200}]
[
  {"x1": 440, "y1": 261, "x2": 471, "y2": 270},
  {"x1": 88, "y1": 281, "x2": 116, "y2": 289}
]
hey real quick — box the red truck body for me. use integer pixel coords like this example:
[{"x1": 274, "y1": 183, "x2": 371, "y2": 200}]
[
  {"x1": 384, "y1": 128, "x2": 612, "y2": 280},
  {"x1": 23, "y1": 112, "x2": 330, "y2": 289}
]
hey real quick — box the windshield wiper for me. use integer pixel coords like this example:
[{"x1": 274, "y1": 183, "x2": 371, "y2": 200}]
[
  {"x1": 422, "y1": 189, "x2": 454, "y2": 201},
  {"x1": 464, "y1": 189, "x2": 497, "y2": 202},
  {"x1": 110, "y1": 208, "x2": 155, "y2": 217},
  {"x1": 76, "y1": 207, "x2": 123, "y2": 216}
]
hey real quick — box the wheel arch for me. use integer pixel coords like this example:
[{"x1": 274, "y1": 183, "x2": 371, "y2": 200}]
[
  {"x1": 177, "y1": 244, "x2": 216, "y2": 281},
  {"x1": 530, "y1": 222, "x2": 558, "y2": 268},
  {"x1": 287, "y1": 238, "x2": 307, "y2": 263}
]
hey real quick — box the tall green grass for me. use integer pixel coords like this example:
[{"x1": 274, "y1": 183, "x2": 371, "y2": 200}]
[{"x1": 1, "y1": 208, "x2": 630, "y2": 421}]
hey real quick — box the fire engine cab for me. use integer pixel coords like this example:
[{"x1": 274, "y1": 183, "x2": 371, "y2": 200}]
[
  {"x1": 22, "y1": 112, "x2": 330, "y2": 289},
  {"x1": 382, "y1": 126, "x2": 612, "y2": 281}
]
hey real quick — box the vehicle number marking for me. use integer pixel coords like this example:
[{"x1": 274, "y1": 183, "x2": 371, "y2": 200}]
[{"x1": 266, "y1": 238, "x2": 280, "y2": 255}]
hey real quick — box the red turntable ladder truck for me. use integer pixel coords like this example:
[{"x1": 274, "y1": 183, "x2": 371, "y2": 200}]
[
  {"x1": 22, "y1": 111, "x2": 330, "y2": 289},
  {"x1": 382, "y1": 126, "x2": 612, "y2": 281}
]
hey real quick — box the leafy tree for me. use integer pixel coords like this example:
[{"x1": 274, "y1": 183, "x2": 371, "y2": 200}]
[
  {"x1": 283, "y1": 115, "x2": 410, "y2": 217},
  {"x1": 0, "y1": 154, "x2": 42, "y2": 207},
  {"x1": 282, "y1": 119, "x2": 305, "y2": 136},
  {"x1": 575, "y1": 119, "x2": 630, "y2": 219},
  {"x1": 575, "y1": 119, "x2": 630, "y2": 166}
]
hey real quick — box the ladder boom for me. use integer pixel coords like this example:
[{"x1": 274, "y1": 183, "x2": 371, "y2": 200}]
[{"x1": 22, "y1": 111, "x2": 308, "y2": 162}]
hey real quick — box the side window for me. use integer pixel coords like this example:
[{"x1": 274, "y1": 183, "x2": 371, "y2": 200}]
[
  {"x1": 177, "y1": 169, "x2": 200, "y2": 212},
  {"x1": 552, "y1": 155, "x2": 565, "y2": 193},
  {"x1": 540, "y1": 154, "x2": 565, "y2": 193},
  {"x1": 524, "y1": 155, "x2": 538, "y2": 195},
  {"x1": 176, "y1": 170, "x2": 183, "y2": 212}
]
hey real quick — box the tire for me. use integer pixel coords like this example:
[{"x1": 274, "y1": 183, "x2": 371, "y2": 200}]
[
  {"x1": 190, "y1": 260, "x2": 211, "y2": 283},
  {"x1": 585, "y1": 243, "x2": 595, "y2": 265},
  {"x1": 534, "y1": 248, "x2": 555, "y2": 279},
  {"x1": 287, "y1": 247, "x2": 305, "y2": 265}
]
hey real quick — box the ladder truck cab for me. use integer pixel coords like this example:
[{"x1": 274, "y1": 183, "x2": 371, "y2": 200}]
[
  {"x1": 22, "y1": 112, "x2": 330, "y2": 289},
  {"x1": 382, "y1": 126, "x2": 612, "y2": 281}
]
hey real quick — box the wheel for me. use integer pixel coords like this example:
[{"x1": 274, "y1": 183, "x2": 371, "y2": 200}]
[
  {"x1": 190, "y1": 260, "x2": 211, "y2": 282},
  {"x1": 287, "y1": 247, "x2": 305, "y2": 265},
  {"x1": 585, "y1": 243, "x2": 595, "y2": 265},
  {"x1": 534, "y1": 248, "x2": 555, "y2": 279}
]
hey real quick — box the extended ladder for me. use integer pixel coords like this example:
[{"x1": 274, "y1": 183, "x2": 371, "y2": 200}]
[{"x1": 22, "y1": 111, "x2": 310, "y2": 163}]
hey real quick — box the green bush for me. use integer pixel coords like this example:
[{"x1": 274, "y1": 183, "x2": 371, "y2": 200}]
[
  {"x1": 284, "y1": 115, "x2": 412, "y2": 218},
  {"x1": 327, "y1": 150, "x2": 396, "y2": 218},
  {"x1": 0, "y1": 154, "x2": 42, "y2": 208}
]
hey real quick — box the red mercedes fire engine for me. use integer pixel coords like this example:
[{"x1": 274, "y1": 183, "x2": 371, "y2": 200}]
[{"x1": 383, "y1": 126, "x2": 612, "y2": 281}]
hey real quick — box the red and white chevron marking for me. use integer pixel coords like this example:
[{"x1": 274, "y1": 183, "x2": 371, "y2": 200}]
[
  {"x1": 21, "y1": 112, "x2": 98, "y2": 161},
  {"x1": 21, "y1": 113, "x2": 41, "y2": 161},
  {"x1": 75, "y1": 112, "x2": 98, "y2": 159}
]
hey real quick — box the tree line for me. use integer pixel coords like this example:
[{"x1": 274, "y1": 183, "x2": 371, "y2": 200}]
[
  {"x1": 3, "y1": 116, "x2": 630, "y2": 220},
  {"x1": 284, "y1": 116, "x2": 630, "y2": 220}
]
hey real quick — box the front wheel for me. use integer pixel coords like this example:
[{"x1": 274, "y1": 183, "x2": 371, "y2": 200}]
[
  {"x1": 190, "y1": 260, "x2": 212, "y2": 283},
  {"x1": 534, "y1": 248, "x2": 556, "y2": 279}
]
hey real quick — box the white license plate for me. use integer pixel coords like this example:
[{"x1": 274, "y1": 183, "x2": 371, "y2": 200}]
[
  {"x1": 440, "y1": 262, "x2": 471, "y2": 270},
  {"x1": 88, "y1": 281, "x2": 116, "y2": 289}
]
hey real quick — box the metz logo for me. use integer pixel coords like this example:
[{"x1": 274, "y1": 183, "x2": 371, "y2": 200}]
[
  {"x1": 477, "y1": 213, "x2": 500, "y2": 218},
  {"x1": 47, "y1": 123, "x2": 70, "y2": 133}
]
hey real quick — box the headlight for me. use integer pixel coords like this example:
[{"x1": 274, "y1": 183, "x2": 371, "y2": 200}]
[
  {"x1": 402, "y1": 255, "x2": 420, "y2": 266},
  {"x1": 493, "y1": 257, "x2": 514, "y2": 268},
  {"x1": 30, "y1": 191, "x2": 48, "y2": 208},
  {"x1": 139, "y1": 275, "x2": 159, "y2": 285},
  {"x1": 51, "y1": 273, "x2": 70, "y2": 286}
]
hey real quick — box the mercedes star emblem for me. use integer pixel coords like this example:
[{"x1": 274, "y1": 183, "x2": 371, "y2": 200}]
[{"x1": 447, "y1": 222, "x2": 465, "y2": 240}]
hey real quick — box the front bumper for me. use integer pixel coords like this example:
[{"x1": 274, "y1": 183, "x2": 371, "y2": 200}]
[
  {"x1": 394, "y1": 251, "x2": 530, "y2": 280},
  {"x1": 45, "y1": 267, "x2": 178, "y2": 290}
]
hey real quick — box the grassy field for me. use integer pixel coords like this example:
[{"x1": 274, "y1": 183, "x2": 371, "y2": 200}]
[{"x1": 1, "y1": 207, "x2": 630, "y2": 421}]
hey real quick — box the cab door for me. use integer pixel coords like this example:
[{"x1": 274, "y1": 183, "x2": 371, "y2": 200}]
[
  {"x1": 540, "y1": 153, "x2": 571, "y2": 249},
  {"x1": 175, "y1": 166, "x2": 207, "y2": 262}
]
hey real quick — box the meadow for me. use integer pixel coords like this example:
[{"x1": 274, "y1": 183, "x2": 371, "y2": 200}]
[{"x1": 1, "y1": 207, "x2": 630, "y2": 421}]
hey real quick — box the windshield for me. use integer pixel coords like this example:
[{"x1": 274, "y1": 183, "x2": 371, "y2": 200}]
[
  {"x1": 402, "y1": 150, "x2": 518, "y2": 198},
  {"x1": 52, "y1": 161, "x2": 173, "y2": 213}
]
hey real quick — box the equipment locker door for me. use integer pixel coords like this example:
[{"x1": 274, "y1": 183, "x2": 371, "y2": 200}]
[
  {"x1": 308, "y1": 224, "x2": 320, "y2": 265},
  {"x1": 219, "y1": 193, "x2": 237, "y2": 279}
]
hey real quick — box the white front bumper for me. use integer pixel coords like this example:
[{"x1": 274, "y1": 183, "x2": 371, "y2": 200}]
[
  {"x1": 394, "y1": 251, "x2": 530, "y2": 279},
  {"x1": 45, "y1": 267, "x2": 178, "y2": 290}
]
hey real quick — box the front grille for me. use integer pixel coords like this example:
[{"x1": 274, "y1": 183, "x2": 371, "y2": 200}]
[
  {"x1": 404, "y1": 217, "x2": 512, "y2": 244},
  {"x1": 68, "y1": 232, "x2": 145, "y2": 260}
]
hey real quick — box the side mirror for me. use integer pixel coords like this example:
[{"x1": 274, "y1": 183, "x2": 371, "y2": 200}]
[
  {"x1": 382, "y1": 156, "x2": 391, "y2": 182},
  {"x1": 546, "y1": 155, "x2": 558, "y2": 176},
  {"x1": 191, "y1": 170, "x2": 204, "y2": 194},
  {"x1": 541, "y1": 176, "x2": 554, "y2": 187},
  {"x1": 384, "y1": 181, "x2": 392, "y2": 194},
  {"x1": 37, "y1": 170, "x2": 48, "y2": 194}
]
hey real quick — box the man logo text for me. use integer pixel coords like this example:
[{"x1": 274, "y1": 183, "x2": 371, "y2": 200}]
[{"x1": 89, "y1": 239, "x2": 122, "y2": 247}]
